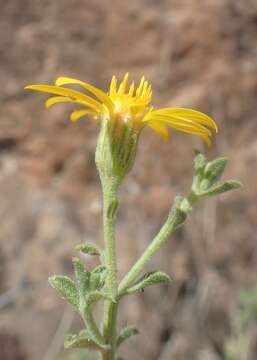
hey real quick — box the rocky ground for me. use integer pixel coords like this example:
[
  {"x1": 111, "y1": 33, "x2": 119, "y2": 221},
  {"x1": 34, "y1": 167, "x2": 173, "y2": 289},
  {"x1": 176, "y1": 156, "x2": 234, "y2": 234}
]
[{"x1": 1, "y1": 0, "x2": 257, "y2": 359}]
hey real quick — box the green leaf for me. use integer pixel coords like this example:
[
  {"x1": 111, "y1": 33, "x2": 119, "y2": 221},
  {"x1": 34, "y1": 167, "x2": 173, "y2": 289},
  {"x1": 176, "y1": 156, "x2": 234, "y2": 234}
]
[
  {"x1": 90, "y1": 267, "x2": 107, "y2": 291},
  {"x1": 203, "y1": 157, "x2": 228, "y2": 187},
  {"x1": 201, "y1": 180, "x2": 242, "y2": 197},
  {"x1": 64, "y1": 334, "x2": 100, "y2": 350},
  {"x1": 117, "y1": 326, "x2": 139, "y2": 347},
  {"x1": 92, "y1": 265, "x2": 107, "y2": 274},
  {"x1": 72, "y1": 257, "x2": 90, "y2": 297},
  {"x1": 194, "y1": 151, "x2": 207, "y2": 171},
  {"x1": 85, "y1": 290, "x2": 112, "y2": 308},
  {"x1": 48, "y1": 275, "x2": 79, "y2": 308},
  {"x1": 64, "y1": 330, "x2": 102, "y2": 350},
  {"x1": 75, "y1": 242, "x2": 101, "y2": 256},
  {"x1": 125, "y1": 271, "x2": 171, "y2": 295}
]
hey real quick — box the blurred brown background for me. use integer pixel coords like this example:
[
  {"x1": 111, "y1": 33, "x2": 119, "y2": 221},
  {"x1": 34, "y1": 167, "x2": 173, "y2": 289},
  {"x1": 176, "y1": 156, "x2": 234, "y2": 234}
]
[{"x1": 0, "y1": 0, "x2": 257, "y2": 359}]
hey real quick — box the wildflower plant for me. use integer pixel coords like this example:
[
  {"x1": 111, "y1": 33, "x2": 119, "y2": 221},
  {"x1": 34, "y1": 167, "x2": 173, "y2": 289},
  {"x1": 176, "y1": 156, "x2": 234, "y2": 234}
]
[{"x1": 25, "y1": 74, "x2": 241, "y2": 360}]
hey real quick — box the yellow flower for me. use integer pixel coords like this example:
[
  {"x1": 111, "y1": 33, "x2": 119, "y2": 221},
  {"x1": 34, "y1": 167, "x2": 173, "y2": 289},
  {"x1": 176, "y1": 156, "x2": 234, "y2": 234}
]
[{"x1": 25, "y1": 73, "x2": 217, "y2": 145}]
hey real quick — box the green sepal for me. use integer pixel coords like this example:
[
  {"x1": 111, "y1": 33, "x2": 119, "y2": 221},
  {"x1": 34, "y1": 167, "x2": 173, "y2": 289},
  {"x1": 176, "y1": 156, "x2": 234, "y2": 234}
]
[
  {"x1": 64, "y1": 330, "x2": 105, "y2": 350},
  {"x1": 117, "y1": 326, "x2": 139, "y2": 347},
  {"x1": 48, "y1": 275, "x2": 79, "y2": 308},
  {"x1": 95, "y1": 117, "x2": 139, "y2": 181},
  {"x1": 75, "y1": 242, "x2": 101, "y2": 256},
  {"x1": 124, "y1": 271, "x2": 171, "y2": 295}
]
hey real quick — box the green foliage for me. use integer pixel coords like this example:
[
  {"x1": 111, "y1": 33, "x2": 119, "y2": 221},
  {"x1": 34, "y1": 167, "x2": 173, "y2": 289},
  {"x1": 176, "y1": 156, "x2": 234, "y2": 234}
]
[
  {"x1": 65, "y1": 330, "x2": 104, "y2": 351},
  {"x1": 192, "y1": 152, "x2": 241, "y2": 198},
  {"x1": 75, "y1": 243, "x2": 101, "y2": 256},
  {"x1": 204, "y1": 157, "x2": 228, "y2": 187},
  {"x1": 123, "y1": 271, "x2": 171, "y2": 296},
  {"x1": 194, "y1": 151, "x2": 207, "y2": 171},
  {"x1": 49, "y1": 276, "x2": 79, "y2": 308},
  {"x1": 117, "y1": 326, "x2": 139, "y2": 347},
  {"x1": 49, "y1": 254, "x2": 109, "y2": 352},
  {"x1": 48, "y1": 150, "x2": 241, "y2": 360}
]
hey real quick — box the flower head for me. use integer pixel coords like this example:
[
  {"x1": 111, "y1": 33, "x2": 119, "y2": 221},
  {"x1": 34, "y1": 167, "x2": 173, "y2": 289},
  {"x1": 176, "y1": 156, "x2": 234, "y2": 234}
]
[
  {"x1": 25, "y1": 73, "x2": 217, "y2": 145},
  {"x1": 25, "y1": 74, "x2": 218, "y2": 182}
]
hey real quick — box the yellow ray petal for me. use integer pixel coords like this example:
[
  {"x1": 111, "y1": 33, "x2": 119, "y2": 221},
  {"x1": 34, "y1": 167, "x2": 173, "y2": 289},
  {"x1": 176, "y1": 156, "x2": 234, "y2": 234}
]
[
  {"x1": 147, "y1": 121, "x2": 169, "y2": 140},
  {"x1": 45, "y1": 96, "x2": 83, "y2": 108},
  {"x1": 55, "y1": 77, "x2": 114, "y2": 115},
  {"x1": 148, "y1": 117, "x2": 211, "y2": 145},
  {"x1": 153, "y1": 108, "x2": 218, "y2": 132},
  {"x1": 136, "y1": 76, "x2": 145, "y2": 97},
  {"x1": 128, "y1": 81, "x2": 135, "y2": 96},
  {"x1": 25, "y1": 85, "x2": 103, "y2": 112},
  {"x1": 109, "y1": 76, "x2": 117, "y2": 99},
  {"x1": 118, "y1": 73, "x2": 129, "y2": 95},
  {"x1": 145, "y1": 114, "x2": 212, "y2": 136},
  {"x1": 70, "y1": 109, "x2": 97, "y2": 122},
  {"x1": 140, "y1": 82, "x2": 149, "y2": 100},
  {"x1": 146, "y1": 85, "x2": 152, "y2": 99}
]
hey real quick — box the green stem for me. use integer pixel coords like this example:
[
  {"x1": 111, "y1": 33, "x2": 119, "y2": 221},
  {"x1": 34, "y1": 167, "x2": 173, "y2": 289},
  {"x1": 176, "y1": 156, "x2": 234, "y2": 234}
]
[
  {"x1": 102, "y1": 302, "x2": 118, "y2": 360},
  {"x1": 83, "y1": 307, "x2": 106, "y2": 346},
  {"x1": 118, "y1": 196, "x2": 191, "y2": 294},
  {"x1": 101, "y1": 176, "x2": 120, "y2": 359},
  {"x1": 102, "y1": 177, "x2": 119, "y2": 298}
]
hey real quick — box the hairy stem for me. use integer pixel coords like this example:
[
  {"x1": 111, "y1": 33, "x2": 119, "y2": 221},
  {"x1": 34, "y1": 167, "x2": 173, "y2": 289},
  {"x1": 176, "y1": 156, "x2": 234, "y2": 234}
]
[
  {"x1": 101, "y1": 177, "x2": 120, "y2": 359},
  {"x1": 102, "y1": 302, "x2": 118, "y2": 360}
]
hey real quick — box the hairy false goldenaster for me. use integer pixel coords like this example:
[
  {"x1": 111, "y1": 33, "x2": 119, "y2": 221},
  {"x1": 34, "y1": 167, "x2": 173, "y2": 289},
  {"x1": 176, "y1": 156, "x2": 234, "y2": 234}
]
[{"x1": 25, "y1": 73, "x2": 217, "y2": 145}]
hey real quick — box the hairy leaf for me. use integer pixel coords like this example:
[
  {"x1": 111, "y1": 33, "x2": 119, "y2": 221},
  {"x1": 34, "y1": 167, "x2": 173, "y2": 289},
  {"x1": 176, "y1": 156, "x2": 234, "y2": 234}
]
[
  {"x1": 90, "y1": 266, "x2": 107, "y2": 291},
  {"x1": 117, "y1": 326, "x2": 139, "y2": 347},
  {"x1": 201, "y1": 180, "x2": 241, "y2": 197},
  {"x1": 75, "y1": 242, "x2": 101, "y2": 256},
  {"x1": 85, "y1": 290, "x2": 112, "y2": 308},
  {"x1": 72, "y1": 257, "x2": 90, "y2": 297},
  {"x1": 203, "y1": 157, "x2": 228, "y2": 187},
  {"x1": 48, "y1": 275, "x2": 79, "y2": 308},
  {"x1": 125, "y1": 271, "x2": 171, "y2": 295},
  {"x1": 194, "y1": 151, "x2": 207, "y2": 171},
  {"x1": 64, "y1": 330, "x2": 108, "y2": 350}
]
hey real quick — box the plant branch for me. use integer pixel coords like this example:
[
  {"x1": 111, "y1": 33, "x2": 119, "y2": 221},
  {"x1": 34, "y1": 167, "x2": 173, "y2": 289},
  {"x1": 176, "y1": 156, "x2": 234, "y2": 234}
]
[{"x1": 118, "y1": 196, "x2": 191, "y2": 295}]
